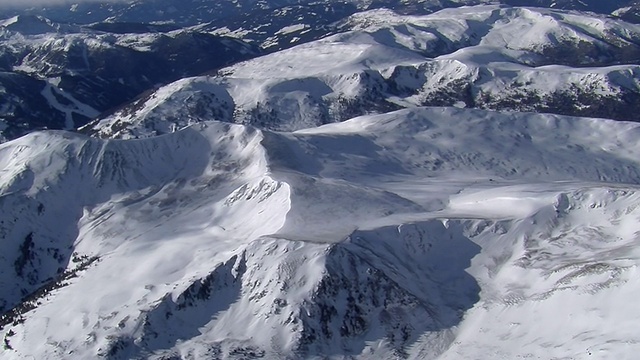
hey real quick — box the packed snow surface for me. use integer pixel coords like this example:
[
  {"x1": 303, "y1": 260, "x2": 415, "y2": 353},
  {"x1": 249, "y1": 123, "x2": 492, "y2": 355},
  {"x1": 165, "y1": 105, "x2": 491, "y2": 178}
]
[{"x1": 2, "y1": 107, "x2": 640, "y2": 359}]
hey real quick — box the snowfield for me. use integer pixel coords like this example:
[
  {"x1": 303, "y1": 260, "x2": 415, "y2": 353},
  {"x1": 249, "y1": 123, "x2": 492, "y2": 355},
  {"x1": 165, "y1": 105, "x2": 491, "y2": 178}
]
[{"x1": 2, "y1": 107, "x2": 640, "y2": 359}]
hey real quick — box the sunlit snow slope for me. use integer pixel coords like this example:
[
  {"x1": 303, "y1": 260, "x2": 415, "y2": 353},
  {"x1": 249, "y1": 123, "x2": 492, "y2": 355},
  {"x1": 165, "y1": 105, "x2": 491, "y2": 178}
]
[
  {"x1": 2, "y1": 107, "x2": 640, "y2": 359},
  {"x1": 85, "y1": 5, "x2": 640, "y2": 138}
]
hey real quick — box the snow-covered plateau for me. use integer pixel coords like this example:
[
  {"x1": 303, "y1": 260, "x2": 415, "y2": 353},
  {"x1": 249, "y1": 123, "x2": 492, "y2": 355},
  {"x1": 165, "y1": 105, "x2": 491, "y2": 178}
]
[{"x1": 2, "y1": 107, "x2": 640, "y2": 359}]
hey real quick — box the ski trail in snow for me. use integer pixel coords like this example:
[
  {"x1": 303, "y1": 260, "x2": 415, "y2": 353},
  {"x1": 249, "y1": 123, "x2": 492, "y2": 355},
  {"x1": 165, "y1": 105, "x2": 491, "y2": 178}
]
[{"x1": 40, "y1": 82, "x2": 100, "y2": 130}]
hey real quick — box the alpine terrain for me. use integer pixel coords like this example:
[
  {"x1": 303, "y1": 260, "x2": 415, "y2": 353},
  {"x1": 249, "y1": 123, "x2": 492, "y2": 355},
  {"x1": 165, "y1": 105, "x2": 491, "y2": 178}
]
[{"x1": 1, "y1": 1, "x2": 640, "y2": 360}]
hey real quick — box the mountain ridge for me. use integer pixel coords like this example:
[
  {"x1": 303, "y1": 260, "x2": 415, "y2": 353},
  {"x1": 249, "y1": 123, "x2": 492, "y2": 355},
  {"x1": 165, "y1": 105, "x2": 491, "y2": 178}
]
[
  {"x1": 3, "y1": 107, "x2": 640, "y2": 358},
  {"x1": 83, "y1": 5, "x2": 640, "y2": 139},
  {"x1": 2, "y1": 3, "x2": 640, "y2": 142},
  {"x1": 2, "y1": 1, "x2": 640, "y2": 359}
]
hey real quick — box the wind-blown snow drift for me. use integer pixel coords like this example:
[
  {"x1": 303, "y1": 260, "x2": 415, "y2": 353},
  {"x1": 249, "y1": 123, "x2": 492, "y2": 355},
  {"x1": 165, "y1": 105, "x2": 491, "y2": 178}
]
[{"x1": 2, "y1": 107, "x2": 640, "y2": 359}]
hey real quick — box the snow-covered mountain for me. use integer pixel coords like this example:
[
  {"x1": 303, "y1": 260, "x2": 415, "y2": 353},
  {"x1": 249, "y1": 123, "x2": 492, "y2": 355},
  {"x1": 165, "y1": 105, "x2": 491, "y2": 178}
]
[
  {"x1": 0, "y1": 0, "x2": 635, "y2": 26},
  {"x1": 4, "y1": 107, "x2": 640, "y2": 359},
  {"x1": 2, "y1": 2, "x2": 640, "y2": 142},
  {"x1": 0, "y1": 17, "x2": 258, "y2": 141},
  {"x1": 0, "y1": 0, "x2": 470, "y2": 26},
  {"x1": 614, "y1": 2, "x2": 640, "y2": 24},
  {"x1": 3, "y1": 1, "x2": 640, "y2": 359},
  {"x1": 85, "y1": 5, "x2": 640, "y2": 138}
]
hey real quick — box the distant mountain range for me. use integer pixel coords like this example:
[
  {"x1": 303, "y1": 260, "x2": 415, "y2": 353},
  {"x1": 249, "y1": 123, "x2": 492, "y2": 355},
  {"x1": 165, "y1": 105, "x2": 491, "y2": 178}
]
[
  {"x1": 0, "y1": 14, "x2": 258, "y2": 141},
  {"x1": 1, "y1": 0, "x2": 637, "y2": 25},
  {"x1": 0, "y1": 0, "x2": 639, "y2": 141}
]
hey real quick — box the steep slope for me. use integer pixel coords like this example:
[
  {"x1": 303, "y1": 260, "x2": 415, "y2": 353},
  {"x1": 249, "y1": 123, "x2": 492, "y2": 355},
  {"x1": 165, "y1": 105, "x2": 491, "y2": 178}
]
[
  {"x1": 87, "y1": 5, "x2": 640, "y2": 138},
  {"x1": 3, "y1": 108, "x2": 640, "y2": 359}
]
